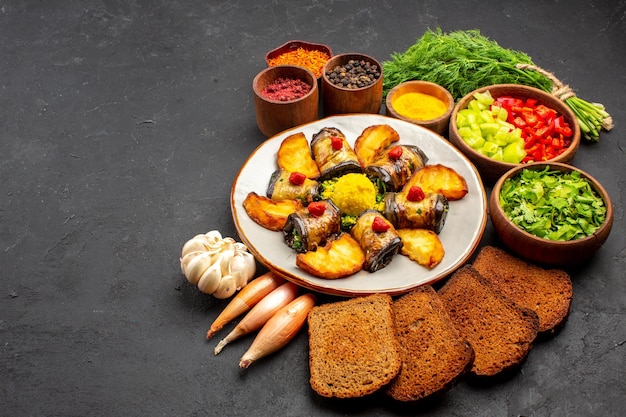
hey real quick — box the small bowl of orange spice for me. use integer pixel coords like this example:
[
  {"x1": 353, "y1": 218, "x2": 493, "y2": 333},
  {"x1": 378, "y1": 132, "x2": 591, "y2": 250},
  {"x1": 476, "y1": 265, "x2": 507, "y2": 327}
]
[
  {"x1": 266, "y1": 40, "x2": 333, "y2": 80},
  {"x1": 385, "y1": 81, "x2": 454, "y2": 136}
]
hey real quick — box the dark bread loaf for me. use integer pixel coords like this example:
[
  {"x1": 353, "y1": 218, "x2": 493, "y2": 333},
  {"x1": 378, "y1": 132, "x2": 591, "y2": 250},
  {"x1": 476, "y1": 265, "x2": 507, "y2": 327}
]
[
  {"x1": 307, "y1": 293, "x2": 401, "y2": 398},
  {"x1": 386, "y1": 286, "x2": 474, "y2": 401},
  {"x1": 472, "y1": 246, "x2": 573, "y2": 334},
  {"x1": 438, "y1": 265, "x2": 540, "y2": 377}
]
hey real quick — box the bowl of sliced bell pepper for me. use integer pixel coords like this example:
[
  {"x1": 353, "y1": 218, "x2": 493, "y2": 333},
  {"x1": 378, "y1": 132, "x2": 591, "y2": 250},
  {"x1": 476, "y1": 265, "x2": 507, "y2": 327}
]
[{"x1": 448, "y1": 84, "x2": 581, "y2": 184}]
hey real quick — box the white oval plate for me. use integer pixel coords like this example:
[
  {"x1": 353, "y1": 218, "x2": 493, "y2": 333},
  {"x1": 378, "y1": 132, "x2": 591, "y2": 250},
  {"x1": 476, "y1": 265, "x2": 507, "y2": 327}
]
[{"x1": 231, "y1": 114, "x2": 487, "y2": 297}]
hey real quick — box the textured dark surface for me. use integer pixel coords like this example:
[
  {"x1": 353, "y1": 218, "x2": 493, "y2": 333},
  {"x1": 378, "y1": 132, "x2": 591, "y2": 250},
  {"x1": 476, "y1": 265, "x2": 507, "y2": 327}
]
[{"x1": 1, "y1": 1, "x2": 625, "y2": 416}]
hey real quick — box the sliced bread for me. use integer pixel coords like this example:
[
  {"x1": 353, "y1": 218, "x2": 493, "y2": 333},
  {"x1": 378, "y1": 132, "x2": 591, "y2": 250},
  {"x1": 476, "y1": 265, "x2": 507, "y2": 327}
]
[
  {"x1": 307, "y1": 293, "x2": 401, "y2": 398},
  {"x1": 472, "y1": 246, "x2": 573, "y2": 334},
  {"x1": 438, "y1": 265, "x2": 540, "y2": 377},
  {"x1": 386, "y1": 286, "x2": 474, "y2": 401}
]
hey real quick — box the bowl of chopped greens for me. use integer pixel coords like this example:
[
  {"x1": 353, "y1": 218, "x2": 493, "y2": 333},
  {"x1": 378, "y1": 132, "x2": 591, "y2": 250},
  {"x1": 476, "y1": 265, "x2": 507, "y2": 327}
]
[
  {"x1": 449, "y1": 84, "x2": 581, "y2": 184},
  {"x1": 489, "y1": 162, "x2": 613, "y2": 266}
]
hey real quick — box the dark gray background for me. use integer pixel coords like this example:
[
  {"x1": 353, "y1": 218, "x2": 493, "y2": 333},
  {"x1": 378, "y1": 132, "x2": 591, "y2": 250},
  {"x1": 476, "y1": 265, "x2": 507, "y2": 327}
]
[{"x1": 1, "y1": 1, "x2": 624, "y2": 416}]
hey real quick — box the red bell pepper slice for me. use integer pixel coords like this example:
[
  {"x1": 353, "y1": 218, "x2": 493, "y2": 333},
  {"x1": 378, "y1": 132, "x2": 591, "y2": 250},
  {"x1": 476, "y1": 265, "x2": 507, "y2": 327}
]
[
  {"x1": 522, "y1": 108, "x2": 539, "y2": 126},
  {"x1": 525, "y1": 97, "x2": 538, "y2": 107},
  {"x1": 534, "y1": 104, "x2": 556, "y2": 121}
]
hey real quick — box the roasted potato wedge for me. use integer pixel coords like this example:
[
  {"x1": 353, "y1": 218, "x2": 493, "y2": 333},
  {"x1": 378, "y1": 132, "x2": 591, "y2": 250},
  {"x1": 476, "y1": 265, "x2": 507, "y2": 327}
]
[
  {"x1": 243, "y1": 192, "x2": 303, "y2": 231},
  {"x1": 277, "y1": 132, "x2": 320, "y2": 179},
  {"x1": 397, "y1": 228, "x2": 445, "y2": 269},
  {"x1": 354, "y1": 124, "x2": 400, "y2": 168},
  {"x1": 406, "y1": 164, "x2": 468, "y2": 201},
  {"x1": 296, "y1": 233, "x2": 365, "y2": 279}
]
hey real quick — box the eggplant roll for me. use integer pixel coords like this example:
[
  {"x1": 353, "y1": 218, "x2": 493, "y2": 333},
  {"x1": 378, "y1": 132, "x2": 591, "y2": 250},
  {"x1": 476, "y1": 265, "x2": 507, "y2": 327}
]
[
  {"x1": 310, "y1": 127, "x2": 362, "y2": 181},
  {"x1": 283, "y1": 200, "x2": 341, "y2": 253},
  {"x1": 267, "y1": 169, "x2": 319, "y2": 204},
  {"x1": 364, "y1": 145, "x2": 428, "y2": 191},
  {"x1": 350, "y1": 210, "x2": 403, "y2": 272},
  {"x1": 384, "y1": 192, "x2": 449, "y2": 234}
]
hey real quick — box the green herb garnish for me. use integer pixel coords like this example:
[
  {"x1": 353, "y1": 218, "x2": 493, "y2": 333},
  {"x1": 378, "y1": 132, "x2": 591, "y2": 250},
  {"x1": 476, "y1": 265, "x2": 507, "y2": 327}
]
[
  {"x1": 291, "y1": 229, "x2": 303, "y2": 250},
  {"x1": 340, "y1": 215, "x2": 357, "y2": 231},
  {"x1": 499, "y1": 167, "x2": 607, "y2": 241}
]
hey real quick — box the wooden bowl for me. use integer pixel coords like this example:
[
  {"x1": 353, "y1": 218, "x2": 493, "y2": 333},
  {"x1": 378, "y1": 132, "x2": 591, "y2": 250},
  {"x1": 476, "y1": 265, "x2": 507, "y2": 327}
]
[
  {"x1": 449, "y1": 84, "x2": 581, "y2": 184},
  {"x1": 265, "y1": 40, "x2": 332, "y2": 80},
  {"x1": 321, "y1": 53, "x2": 383, "y2": 116},
  {"x1": 385, "y1": 81, "x2": 454, "y2": 136},
  {"x1": 252, "y1": 65, "x2": 319, "y2": 138},
  {"x1": 490, "y1": 162, "x2": 613, "y2": 266}
]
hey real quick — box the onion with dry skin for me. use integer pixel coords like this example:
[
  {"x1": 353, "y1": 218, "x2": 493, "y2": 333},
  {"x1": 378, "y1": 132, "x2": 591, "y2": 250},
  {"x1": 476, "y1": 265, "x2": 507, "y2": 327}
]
[
  {"x1": 180, "y1": 230, "x2": 256, "y2": 299},
  {"x1": 206, "y1": 272, "x2": 285, "y2": 339},
  {"x1": 239, "y1": 293, "x2": 317, "y2": 369},
  {"x1": 214, "y1": 282, "x2": 299, "y2": 355}
]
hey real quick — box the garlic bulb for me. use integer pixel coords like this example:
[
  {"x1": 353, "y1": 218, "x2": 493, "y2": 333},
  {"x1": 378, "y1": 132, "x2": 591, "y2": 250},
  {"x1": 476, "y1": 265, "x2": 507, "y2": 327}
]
[{"x1": 180, "y1": 231, "x2": 256, "y2": 298}]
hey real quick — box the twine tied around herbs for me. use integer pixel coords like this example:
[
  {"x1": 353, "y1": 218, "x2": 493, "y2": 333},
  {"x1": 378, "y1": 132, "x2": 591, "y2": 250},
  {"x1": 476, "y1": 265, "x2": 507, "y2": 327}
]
[
  {"x1": 517, "y1": 63, "x2": 613, "y2": 134},
  {"x1": 515, "y1": 63, "x2": 576, "y2": 101}
]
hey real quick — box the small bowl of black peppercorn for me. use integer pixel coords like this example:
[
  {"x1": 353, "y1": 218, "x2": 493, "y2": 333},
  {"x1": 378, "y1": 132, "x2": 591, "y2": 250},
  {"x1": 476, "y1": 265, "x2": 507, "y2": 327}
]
[{"x1": 321, "y1": 53, "x2": 383, "y2": 116}]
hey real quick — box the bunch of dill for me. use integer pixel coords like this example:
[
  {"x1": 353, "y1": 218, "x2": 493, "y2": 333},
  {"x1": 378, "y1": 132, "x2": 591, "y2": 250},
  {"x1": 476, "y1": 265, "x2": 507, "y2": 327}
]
[{"x1": 383, "y1": 29, "x2": 611, "y2": 142}]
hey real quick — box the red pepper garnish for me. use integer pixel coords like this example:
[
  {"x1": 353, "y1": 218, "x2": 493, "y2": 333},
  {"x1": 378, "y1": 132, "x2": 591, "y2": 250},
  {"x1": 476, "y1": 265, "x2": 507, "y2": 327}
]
[
  {"x1": 288, "y1": 171, "x2": 306, "y2": 185},
  {"x1": 330, "y1": 135, "x2": 343, "y2": 150},
  {"x1": 388, "y1": 146, "x2": 403, "y2": 160},
  {"x1": 406, "y1": 186, "x2": 426, "y2": 202},
  {"x1": 371, "y1": 216, "x2": 390, "y2": 233},
  {"x1": 307, "y1": 202, "x2": 326, "y2": 217}
]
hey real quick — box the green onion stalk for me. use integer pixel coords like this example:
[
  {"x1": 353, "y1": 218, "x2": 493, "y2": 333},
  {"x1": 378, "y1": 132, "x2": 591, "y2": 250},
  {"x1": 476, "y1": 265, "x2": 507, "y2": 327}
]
[{"x1": 382, "y1": 29, "x2": 613, "y2": 142}]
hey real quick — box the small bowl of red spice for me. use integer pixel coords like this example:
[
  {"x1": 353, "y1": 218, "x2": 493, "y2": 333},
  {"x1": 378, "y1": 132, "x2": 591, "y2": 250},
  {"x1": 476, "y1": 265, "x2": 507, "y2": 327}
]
[
  {"x1": 266, "y1": 40, "x2": 332, "y2": 79},
  {"x1": 260, "y1": 77, "x2": 312, "y2": 102},
  {"x1": 253, "y1": 65, "x2": 319, "y2": 137}
]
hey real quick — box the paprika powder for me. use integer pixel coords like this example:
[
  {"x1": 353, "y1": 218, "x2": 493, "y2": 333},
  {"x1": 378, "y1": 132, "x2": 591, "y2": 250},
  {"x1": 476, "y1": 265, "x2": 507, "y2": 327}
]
[{"x1": 261, "y1": 77, "x2": 312, "y2": 101}]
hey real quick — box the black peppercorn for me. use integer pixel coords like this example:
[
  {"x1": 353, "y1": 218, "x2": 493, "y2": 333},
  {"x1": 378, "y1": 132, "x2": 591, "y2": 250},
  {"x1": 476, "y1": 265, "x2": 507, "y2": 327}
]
[{"x1": 324, "y1": 59, "x2": 381, "y2": 89}]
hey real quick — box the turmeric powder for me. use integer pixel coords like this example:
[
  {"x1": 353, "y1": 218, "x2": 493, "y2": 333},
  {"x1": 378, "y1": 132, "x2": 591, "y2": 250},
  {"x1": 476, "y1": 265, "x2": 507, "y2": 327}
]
[{"x1": 392, "y1": 92, "x2": 448, "y2": 121}]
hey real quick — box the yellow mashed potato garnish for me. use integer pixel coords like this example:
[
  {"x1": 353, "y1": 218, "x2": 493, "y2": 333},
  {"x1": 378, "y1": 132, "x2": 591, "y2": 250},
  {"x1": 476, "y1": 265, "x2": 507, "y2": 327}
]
[{"x1": 320, "y1": 173, "x2": 383, "y2": 216}]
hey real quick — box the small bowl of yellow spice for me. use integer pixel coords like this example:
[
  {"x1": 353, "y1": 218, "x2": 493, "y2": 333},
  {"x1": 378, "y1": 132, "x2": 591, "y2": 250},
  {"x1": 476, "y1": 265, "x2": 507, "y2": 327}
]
[{"x1": 385, "y1": 81, "x2": 454, "y2": 136}]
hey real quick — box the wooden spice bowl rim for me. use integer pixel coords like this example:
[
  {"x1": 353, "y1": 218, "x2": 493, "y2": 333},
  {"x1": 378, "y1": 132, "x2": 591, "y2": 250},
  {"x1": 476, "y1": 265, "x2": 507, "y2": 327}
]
[
  {"x1": 252, "y1": 65, "x2": 319, "y2": 104},
  {"x1": 265, "y1": 40, "x2": 333, "y2": 78},
  {"x1": 385, "y1": 80, "x2": 454, "y2": 124},
  {"x1": 321, "y1": 52, "x2": 383, "y2": 91}
]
